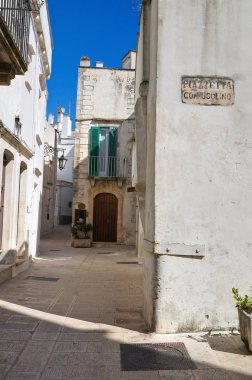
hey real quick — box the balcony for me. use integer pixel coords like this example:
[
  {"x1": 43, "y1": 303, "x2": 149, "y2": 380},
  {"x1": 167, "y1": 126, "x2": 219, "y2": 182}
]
[
  {"x1": 89, "y1": 156, "x2": 127, "y2": 179},
  {"x1": 0, "y1": 0, "x2": 31, "y2": 85}
]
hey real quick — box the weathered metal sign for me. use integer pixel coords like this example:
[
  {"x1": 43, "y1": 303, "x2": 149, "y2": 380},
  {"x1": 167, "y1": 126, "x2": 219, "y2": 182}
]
[{"x1": 181, "y1": 76, "x2": 234, "y2": 106}]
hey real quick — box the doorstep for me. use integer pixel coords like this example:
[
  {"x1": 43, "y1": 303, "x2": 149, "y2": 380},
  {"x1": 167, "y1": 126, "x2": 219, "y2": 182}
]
[{"x1": 91, "y1": 242, "x2": 124, "y2": 248}]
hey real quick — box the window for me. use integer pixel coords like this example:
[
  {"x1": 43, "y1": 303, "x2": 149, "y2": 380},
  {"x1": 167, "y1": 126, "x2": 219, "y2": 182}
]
[{"x1": 89, "y1": 126, "x2": 118, "y2": 177}]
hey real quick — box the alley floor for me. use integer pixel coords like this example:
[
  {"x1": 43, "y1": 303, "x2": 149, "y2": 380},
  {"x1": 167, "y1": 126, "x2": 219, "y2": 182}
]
[{"x1": 0, "y1": 226, "x2": 251, "y2": 380}]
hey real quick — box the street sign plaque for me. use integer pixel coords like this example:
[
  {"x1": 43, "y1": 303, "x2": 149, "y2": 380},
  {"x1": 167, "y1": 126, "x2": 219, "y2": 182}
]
[{"x1": 181, "y1": 76, "x2": 234, "y2": 106}]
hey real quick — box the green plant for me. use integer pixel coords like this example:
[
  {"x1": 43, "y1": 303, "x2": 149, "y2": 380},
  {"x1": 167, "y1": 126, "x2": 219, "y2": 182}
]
[
  {"x1": 232, "y1": 287, "x2": 252, "y2": 314},
  {"x1": 71, "y1": 223, "x2": 93, "y2": 239}
]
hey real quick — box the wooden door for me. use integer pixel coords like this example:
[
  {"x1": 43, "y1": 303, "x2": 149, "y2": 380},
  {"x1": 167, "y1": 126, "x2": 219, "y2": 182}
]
[{"x1": 93, "y1": 193, "x2": 118, "y2": 242}]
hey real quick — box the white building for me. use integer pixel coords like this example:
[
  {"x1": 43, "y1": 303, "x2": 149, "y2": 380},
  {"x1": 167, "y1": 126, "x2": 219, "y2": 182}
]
[
  {"x1": 73, "y1": 52, "x2": 136, "y2": 244},
  {"x1": 41, "y1": 108, "x2": 74, "y2": 234},
  {"x1": 55, "y1": 108, "x2": 75, "y2": 226},
  {"x1": 40, "y1": 117, "x2": 57, "y2": 236},
  {"x1": 135, "y1": 0, "x2": 252, "y2": 333},
  {"x1": 0, "y1": 1, "x2": 53, "y2": 278}
]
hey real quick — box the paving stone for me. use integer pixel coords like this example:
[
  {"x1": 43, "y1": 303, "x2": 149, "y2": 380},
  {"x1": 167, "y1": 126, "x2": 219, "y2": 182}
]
[
  {"x1": 48, "y1": 352, "x2": 120, "y2": 367},
  {"x1": 23, "y1": 340, "x2": 55, "y2": 351},
  {"x1": 36, "y1": 321, "x2": 62, "y2": 332},
  {"x1": 57, "y1": 332, "x2": 102, "y2": 341},
  {"x1": 107, "y1": 365, "x2": 161, "y2": 380},
  {"x1": 5, "y1": 372, "x2": 41, "y2": 380},
  {"x1": 87, "y1": 341, "x2": 120, "y2": 353},
  {"x1": 8, "y1": 315, "x2": 39, "y2": 324},
  {"x1": 0, "y1": 322, "x2": 38, "y2": 331},
  {"x1": 0, "y1": 229, "x2": 251, "y2": 380},
  {"x1": 0, "y1": 340, "x2": 26, "y2": 352},
  {"x1": 0, "y1": 308, "x2": 11, "y2": 316},
  {"x1": 32, "y1": 332, "x2": 59, "y2": 340},
  {"x1": 159, "y1": 370, "x2": 196, "y2": 380},
  {"x1": 120, "y1": 371, "x2": 161, "y2": 380},
  {"x1": 0, "y1": 364, "x2": 10, "y2": 380},
  {"x1": 0, "y1": 351, "x2": 19, "y2": 365},
  {"x1": 0, "y1": 315, "x2": 10, "y2": 322},
  {"x1": 193, "y1": 369, "x2": 232, "y2": 380},
  {"x1": 41, "y1": 364, "x2": 108, "y2": 379},
  {"x1": 53, "y1": 341, "x2": 88, "y2": 352},
  {"x1": 13, "y1": 341, "x2": 54, "y2": 372}
]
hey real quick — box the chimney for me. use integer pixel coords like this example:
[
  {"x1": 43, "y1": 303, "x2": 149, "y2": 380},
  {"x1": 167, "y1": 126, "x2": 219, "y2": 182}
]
[
  {"x1": 80, "y1": 56, "x2": 91, "y2": 67},
  {"x1": 95, "y1": 61, "x2": 104, "y2": 68},
  {"x1": 57, "y1": 107, "x2": 65, "y2": 130}
]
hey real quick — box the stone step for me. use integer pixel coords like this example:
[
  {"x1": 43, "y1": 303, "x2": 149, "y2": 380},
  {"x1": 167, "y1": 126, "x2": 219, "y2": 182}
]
[
  {"x1": 16, "y1": 258, "x2": 25, "y2": 266},
  {"x1": 0, "y1": 265, "x2": 12, "y2": 284},
  {"x1": 12, "y1": 259, "x2": 28, "y2": 278}
]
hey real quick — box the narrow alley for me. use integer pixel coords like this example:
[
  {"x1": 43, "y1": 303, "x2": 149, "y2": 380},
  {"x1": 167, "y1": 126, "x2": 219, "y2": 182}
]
[{"x1": 0, "y1": 227, "x2": 251, "y2": 380}]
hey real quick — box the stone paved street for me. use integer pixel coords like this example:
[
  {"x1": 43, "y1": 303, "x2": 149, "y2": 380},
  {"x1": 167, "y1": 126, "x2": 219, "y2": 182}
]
[{"x1": 0, "y1": 226, "x2": 251, "y2": 380}]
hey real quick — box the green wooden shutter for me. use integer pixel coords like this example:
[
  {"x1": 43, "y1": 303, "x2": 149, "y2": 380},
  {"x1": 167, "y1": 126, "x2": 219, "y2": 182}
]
[
  {"x1": 108, "y1": 128, "x2": 118, "y2": 176},
  {"x1": 89, "y1": 127, "x2": 100, "y2": 176}
]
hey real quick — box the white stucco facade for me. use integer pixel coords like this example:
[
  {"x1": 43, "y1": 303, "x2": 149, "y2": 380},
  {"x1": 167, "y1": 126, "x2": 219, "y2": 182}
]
[
  {"x1": 135, "y1": 0, "x2": 252, "y2": 332},
  {"x1": 0, "y1": 2, "x2": 53, "y2": 269},
  {"x1": 55, "y1": 110, "x2": 75, "y2": 225},
  {"x1": 41, "y1": 120, "x2": 57, "y2": 236}
]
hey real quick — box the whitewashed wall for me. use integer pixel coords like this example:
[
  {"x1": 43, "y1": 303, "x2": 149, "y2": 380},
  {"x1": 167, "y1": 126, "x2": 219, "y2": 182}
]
[
  {"x1": 0, "y1": 3, "x2": 53, "y2": 263},
  {"x1": 56, "y1": 115, "x2": 74, "y2": 224},
  {"x1": 136, "y1": 0, "x2": 252, "y2": 332}
]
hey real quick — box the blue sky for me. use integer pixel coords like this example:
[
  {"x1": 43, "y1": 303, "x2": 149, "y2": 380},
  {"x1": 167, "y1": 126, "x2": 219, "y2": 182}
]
[{"x1": 47, "y1": 0, "x2": 140, "y2": 128}]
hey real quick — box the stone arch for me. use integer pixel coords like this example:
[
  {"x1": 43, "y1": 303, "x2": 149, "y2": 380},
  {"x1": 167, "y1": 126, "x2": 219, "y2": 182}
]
[{"x1": 0, "y1": 149, "x2": 14, "y2": 249}]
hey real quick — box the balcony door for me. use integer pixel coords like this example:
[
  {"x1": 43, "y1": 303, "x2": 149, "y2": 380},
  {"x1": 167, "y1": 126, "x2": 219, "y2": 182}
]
[
  {"x1": 93, "y1": 193, "x2": 118, "y2": 242},
  {"x1": 99, "y1": 128, "x2": 109, "y2": 176},
  {"x1": 89, "y1": 126, "x2": 118, "y2": 177}
]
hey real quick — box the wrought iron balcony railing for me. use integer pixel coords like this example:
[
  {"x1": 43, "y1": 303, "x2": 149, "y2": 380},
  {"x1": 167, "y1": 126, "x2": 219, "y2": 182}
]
[
  {"x1": 0, "y1": 0, "x2": 31, "y2": 66},
  {"x1": 89, "y1": 156, "x2": 127, "y2": 178}
]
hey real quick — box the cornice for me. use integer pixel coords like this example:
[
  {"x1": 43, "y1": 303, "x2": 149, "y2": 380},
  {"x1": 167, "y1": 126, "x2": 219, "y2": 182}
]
[{"x1": 0, "y1": 121, "x2": 33, "y2": 159}]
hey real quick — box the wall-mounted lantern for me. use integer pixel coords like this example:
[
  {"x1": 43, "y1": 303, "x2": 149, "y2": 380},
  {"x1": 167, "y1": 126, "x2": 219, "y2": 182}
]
[
  {"x1": 44, "y1": 143, "x2": 67, "y2": 171},
  {"x1": 58, "y1": 152, "x2": 67, "y2": 170}
]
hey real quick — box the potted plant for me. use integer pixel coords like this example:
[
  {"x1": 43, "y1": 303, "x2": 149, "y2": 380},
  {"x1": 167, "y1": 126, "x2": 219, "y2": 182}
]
[
  {"x1": 232, "y1": 287, "x2": 252, "y2": 352},
  {"x1": 71, "y1": 223, "x2": 93, "y2": 248}
]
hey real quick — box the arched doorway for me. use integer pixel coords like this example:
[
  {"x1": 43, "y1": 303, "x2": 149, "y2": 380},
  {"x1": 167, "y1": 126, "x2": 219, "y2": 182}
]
[
  {"x1": 0, "y1": 150, "x2": 14, "y2": 249},
  {"x1": 93, "y1": 193, "x2": 118, "y2": 242}
]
